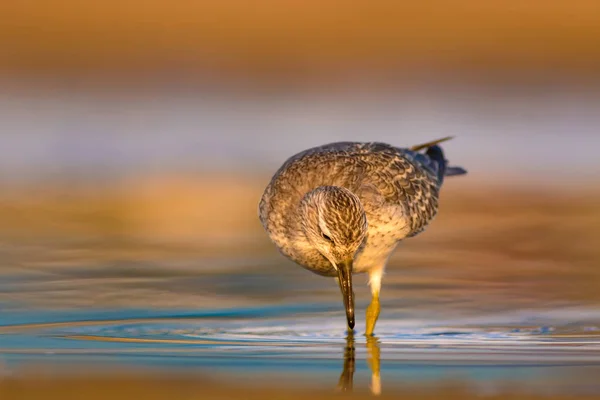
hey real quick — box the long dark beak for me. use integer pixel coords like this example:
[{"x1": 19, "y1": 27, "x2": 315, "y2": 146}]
[{"x1": 336, "y1": 258, "x2": 355, "y2": 330}]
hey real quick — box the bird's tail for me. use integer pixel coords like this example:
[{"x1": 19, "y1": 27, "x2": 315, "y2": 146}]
[{"x1": 411, "y1": 137, "x2": 467, "y2": 183}]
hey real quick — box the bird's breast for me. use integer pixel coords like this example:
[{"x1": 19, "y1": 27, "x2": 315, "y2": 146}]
[{"x1": 353, "y1": 211, "x2": 410, "y2": 273}]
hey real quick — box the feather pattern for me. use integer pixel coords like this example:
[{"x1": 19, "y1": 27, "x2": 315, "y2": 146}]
[{"x1": 258, "y1": 140, "x2": 465, "y2": 276}]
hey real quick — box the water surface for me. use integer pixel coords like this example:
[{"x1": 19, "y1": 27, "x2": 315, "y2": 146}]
[{"x1": 2, "y1": 303, "x2": 600, "y2": 395}]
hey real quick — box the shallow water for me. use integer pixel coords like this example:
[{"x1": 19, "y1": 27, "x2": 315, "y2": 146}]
[
  {"x1": 2, "y1": 304, "x2": 600, "y2": 395},
  {"x1": 0, "y1": 186, "x2": 599, "y2": 395}
]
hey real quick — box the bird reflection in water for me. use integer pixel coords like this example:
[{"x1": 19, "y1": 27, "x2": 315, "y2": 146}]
[{"x1": 337, "y1": 332, "x2": 381, "y2": 395}]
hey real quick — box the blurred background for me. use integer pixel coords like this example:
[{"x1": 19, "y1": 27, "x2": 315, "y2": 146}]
[{"x1": 1, "y1": 1, "x2": 600, "y2": 398}]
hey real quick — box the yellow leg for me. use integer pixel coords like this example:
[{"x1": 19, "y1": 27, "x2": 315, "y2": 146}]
[{"x1": 365, "y1": 292, "x2": 380, "y2": 336}]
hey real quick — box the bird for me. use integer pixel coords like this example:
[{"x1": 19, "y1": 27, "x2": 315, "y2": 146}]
[{"x1": 258, "y1": 137, "x2": 466, "y2": 335}]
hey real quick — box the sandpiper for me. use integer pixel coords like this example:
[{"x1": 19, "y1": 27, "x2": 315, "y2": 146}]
[{"x1": 258, "y1": 137, "x2": 466, "y2": 335}]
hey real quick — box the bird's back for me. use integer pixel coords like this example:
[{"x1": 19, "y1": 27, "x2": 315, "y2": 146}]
[{"x1": 258, "y1": 141, "x2": 453, "y2": 270}]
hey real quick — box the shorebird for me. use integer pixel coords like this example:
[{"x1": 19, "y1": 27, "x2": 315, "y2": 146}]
[{"x1": 258, "y1": 137, "x2": 466, "y2": 335}]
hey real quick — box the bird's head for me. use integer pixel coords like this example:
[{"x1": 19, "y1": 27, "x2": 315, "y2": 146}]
[{"x1": 299, "y1": 186, "x2": 368, "y2": 330}]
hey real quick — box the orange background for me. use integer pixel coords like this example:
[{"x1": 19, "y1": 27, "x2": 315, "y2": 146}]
[{"x1": 2, "y1": 1, "x2": 600, "y2": 85}]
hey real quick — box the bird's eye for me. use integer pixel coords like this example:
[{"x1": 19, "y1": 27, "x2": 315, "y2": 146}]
[{"x1": 321, "y1": 232, "x2": 333, "y2": 242}]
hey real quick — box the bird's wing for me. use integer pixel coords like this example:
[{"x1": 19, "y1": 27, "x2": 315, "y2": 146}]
[
  {"x1": 352, "y1": 143, "x2": 442, "y2": 238},
  {"x1": 260, "y1": 141, "x2": 452, "y2": 240},
  {"x1": 277, "y1": 141, "x2": 443, "y2": 238}
]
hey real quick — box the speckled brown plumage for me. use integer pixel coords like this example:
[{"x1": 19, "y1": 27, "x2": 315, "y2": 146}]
[{"x1": 259, "y1": 139, "x2": 465, "y2": 277}]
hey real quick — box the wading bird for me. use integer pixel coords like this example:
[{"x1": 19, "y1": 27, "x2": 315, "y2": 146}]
[{"x1": 258, "y1": 137, "x2": 466, "y2": 335}]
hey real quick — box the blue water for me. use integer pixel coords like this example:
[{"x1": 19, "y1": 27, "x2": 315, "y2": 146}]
[{"x1": 2, "y1": 305, "x2": 600, "y2": 394}]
